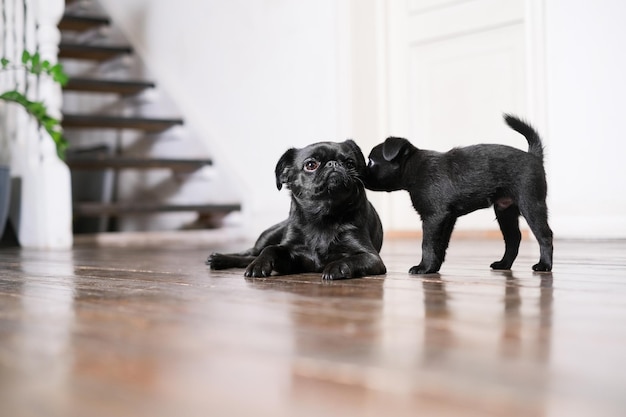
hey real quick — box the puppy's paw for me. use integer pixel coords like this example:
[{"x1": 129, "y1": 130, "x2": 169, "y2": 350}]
[
  {"x1": 409, "y1": 263, "x2": 440, "y2": 275},
  {"x1": 532, "y1": 262, "x2": 552, "y2": 272},
  {"x1": 322, "y1": 261, "x2": 352, "y2": 280},
  {"x1": 244, "y1": 258, "x2": 274, "y2": 278},
  {"x1": 490, "y1": 260, "x2": 513, "y2": 270}
]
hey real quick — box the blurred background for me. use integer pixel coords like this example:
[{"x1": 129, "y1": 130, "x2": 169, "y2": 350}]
[{"x1": 57, "y1": 0, "x2": 626, "y2": 240}]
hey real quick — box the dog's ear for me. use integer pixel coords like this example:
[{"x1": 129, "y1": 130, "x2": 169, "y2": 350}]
[
  {"x1": 275, "y1": 148, "x2": 297, "y2": 190},
  {"x1": 343, "y1": 139, "x2": 366, "y2": 165},
  {"x1": 382, "y1": 137, "x2": 410, "y2": 161}
]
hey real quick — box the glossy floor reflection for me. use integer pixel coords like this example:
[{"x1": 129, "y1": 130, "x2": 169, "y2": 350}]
[{"x1": 1, "y1": 236, "x2": 625, "y2": 417}]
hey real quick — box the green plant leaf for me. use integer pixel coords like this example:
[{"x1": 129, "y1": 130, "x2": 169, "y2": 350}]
[
  {"x1": 2, "y1": 50, "x2": 70, "y2": 159},
  {"x1": 0, "y1": 90, "x2": 68, "y2": 160},
  {"x1": 50, "y1": 63, "x2": 69, "y2": 86},
  {"x1": 0, "y1": 90, "x2": 28, "y2": 105}
]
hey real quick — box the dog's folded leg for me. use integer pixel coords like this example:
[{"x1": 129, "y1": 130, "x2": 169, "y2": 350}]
[
  {"x1": 322, "y1": 253, "x2": 386, "y2": 280},
  {"x1": 207, "y1": 253, "x2": 257, "y2": 269},
  {"x1": 491, "y1": 205, "x2": 522, "y2": 270},
  {"x1": 244, "y1": 245, "x2": 298, "y2": 277}
]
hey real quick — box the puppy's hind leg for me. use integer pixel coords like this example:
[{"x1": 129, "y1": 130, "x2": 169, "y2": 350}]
[
  {"x1": 491, "y1": 205, "x2": 522, "y2": 270},
  {"x1": 520, "y1": 201, "x2": 553, "y2": 272}
]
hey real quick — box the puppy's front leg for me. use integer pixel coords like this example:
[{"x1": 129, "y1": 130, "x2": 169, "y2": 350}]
[
  {"x1": 322, "y1": 253, "x2": 386, "y2": 280},
  {"x1": 410, "y1": 214, "x2": 456, "y2": 274},
  {"x1": 244, "y1": 245, "x2": 296, "y2": 277}
]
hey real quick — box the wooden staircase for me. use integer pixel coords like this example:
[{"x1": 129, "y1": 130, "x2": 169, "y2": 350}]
[{"x1": 59, "y1": 1, "x2": 240, "y2": 233}]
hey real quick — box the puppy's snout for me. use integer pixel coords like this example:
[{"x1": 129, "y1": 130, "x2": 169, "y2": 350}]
[{"x1": 326, "y1": 160, "x2": 340, "y2": 169}]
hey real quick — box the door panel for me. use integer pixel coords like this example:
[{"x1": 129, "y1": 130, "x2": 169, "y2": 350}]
[
  {"x1": 408, "y1": 25, "x2": 526, "y2": 151},
  {"x1": 384, "y1": 0, "x2": 528, "y2": 233},
  {"x1": 407, "y1": 0, "x2": 523, "y2": 43}
]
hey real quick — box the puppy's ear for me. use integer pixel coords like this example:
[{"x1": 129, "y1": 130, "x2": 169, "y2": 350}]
[
  {"x1": 275, "y1": 148, "x2": 297, "y2": 190},
  {"x1": 382, "y1": 137, "x2": 410, "y2": 161}
]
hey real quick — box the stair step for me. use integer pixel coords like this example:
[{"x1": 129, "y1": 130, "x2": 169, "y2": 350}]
[
  {"x1": 62, "y1": 114, "x2": 183, "y2": 132},
  {"x1": 64, "y1": 77, "x2": 155, "y2": 95},
  {"x1": 59, "y1": 14, "x2": 110, "y2": 32},
  {"x1": 74, "y1": 202, "x2": 242, "y2": 217},
  {"x1": 67, "y1": 157, "x2": 212, "y2": 171},
  {"x1": 59, "y1": 43, "x2": 132, "y2": 61}
]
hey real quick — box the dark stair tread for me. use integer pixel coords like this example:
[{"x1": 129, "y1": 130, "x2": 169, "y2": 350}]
[
  {"x1": 64, "y1": 77, "x2": 155, "y2": 95},
  {"x1": 62, "y1": 114, "x2": 183, "y2": 132},
  {"x1": 59, "y1": 43, "x2": 133, "y2": 61},
  {"x1": 74, "y1": 202, "x2": 241, "y2": 216},
  {"x1": 59, "y1": 14, "x2": 111, "y2": 32},
  {"x1": 67, "y1": 156, "x2": 212, "y2": 171}
]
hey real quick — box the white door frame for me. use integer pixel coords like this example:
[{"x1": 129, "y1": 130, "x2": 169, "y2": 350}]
[{"x1": 341, "y1": 0, "x2": 548, "y2": 234}]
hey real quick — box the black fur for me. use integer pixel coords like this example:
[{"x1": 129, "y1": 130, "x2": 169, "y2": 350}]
[
  {"x1": 207, "y1": 140, "x2": 386, "y2": 280},
  {"x1": 364, "y1": 114, "x2": 553, "y2": 274}
]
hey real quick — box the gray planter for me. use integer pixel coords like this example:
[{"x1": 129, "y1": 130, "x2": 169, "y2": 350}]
[{"x1": 0, "y1": 166, "x2": 10, "y2": 239}]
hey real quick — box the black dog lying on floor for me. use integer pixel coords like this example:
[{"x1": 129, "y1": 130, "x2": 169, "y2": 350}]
[
  {"x1": 364, "y1": 114, "x2": 553, "y2": 274},
  {"x1": 207, "y1": 140, "x2": 386, "y2": 280}
]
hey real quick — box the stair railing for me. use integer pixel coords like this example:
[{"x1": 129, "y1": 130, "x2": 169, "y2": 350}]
[{"x1": 0, "y1": 0, "x2": 72, "y2": 248}]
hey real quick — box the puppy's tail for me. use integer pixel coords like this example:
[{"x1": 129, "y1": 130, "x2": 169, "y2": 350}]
[{"x1": 504, "y1": 114, "x2": 544, "y2": 161}]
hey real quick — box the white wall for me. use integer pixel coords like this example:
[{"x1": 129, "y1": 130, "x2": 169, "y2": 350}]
[
  {"x1": 359, "y1": 0, "x2": 626, "y2": 239},
  {"x1": 98, "y1": 0, "x2": 345, "y2": 236},
  {"x1": 545, "y1": 0, "x2": 626, "y2": 238},
  {"x1": 95, "y1": 0, "x2": 626, "y2": 239}
]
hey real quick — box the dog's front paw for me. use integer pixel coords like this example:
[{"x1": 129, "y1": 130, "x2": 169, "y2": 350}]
[
  {"x1": 206, "y1": 253, "x2": 227, "y2": 269},
  {"x1": 322, "y1": 261, "x2": 353, "y2": 280},
  {"x1": 245, "y1": 257, "x2": 274, "y2": 277},
  {"x1": 409, "y1": 263, "x2": 440, "y2": 275}
]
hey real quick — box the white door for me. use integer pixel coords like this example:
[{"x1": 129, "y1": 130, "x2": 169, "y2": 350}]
[{"x1": 381, "y1": 0, "x2": 544, "y2": 234}]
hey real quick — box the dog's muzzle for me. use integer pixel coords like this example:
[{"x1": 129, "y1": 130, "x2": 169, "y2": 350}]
[{"x1": 325, "y1": 169, "x2": 353, "y2": 193}]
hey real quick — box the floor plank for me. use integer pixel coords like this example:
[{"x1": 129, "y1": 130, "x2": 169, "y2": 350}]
[{"x1": 1, "y1": 236, "x2": 625, "y2": 417}]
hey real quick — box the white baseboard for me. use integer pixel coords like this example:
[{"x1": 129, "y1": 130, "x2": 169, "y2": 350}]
[{"x1": 551, "y1": 215, "x2": 626, "y2": 239}]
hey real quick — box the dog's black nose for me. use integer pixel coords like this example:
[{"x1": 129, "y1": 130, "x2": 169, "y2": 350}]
[{"x1": 326, "y1": 160, "x2": 340, "y2": 168}]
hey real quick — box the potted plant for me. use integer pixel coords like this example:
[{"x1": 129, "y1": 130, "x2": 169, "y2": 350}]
[{"x1": 0, "y1": 50, "x2": 68, "y2": 238}]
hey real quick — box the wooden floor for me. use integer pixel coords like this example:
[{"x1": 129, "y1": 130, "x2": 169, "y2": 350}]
[{"x1": 1, "y1": 234, "x2": 625, "y2": 417}]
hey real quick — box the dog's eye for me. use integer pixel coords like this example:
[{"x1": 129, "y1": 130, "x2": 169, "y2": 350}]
[
  {"x1": 345, "y1": 160, "x2": 355, "y2": 169},
  {"x1": 367, "y1": 159, "x2": 374, "y2": 167},
  {"x1": 304, "y1": 160, "x2": 320, "y2": 172}
]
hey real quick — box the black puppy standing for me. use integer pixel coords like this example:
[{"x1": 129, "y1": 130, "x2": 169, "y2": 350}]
[
  {"x1": 207, "y1": 140, "x2": 386, "y2": 280},
  {"x1": 364, "y1": 115, "x2": 553, "y2": 274}
]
